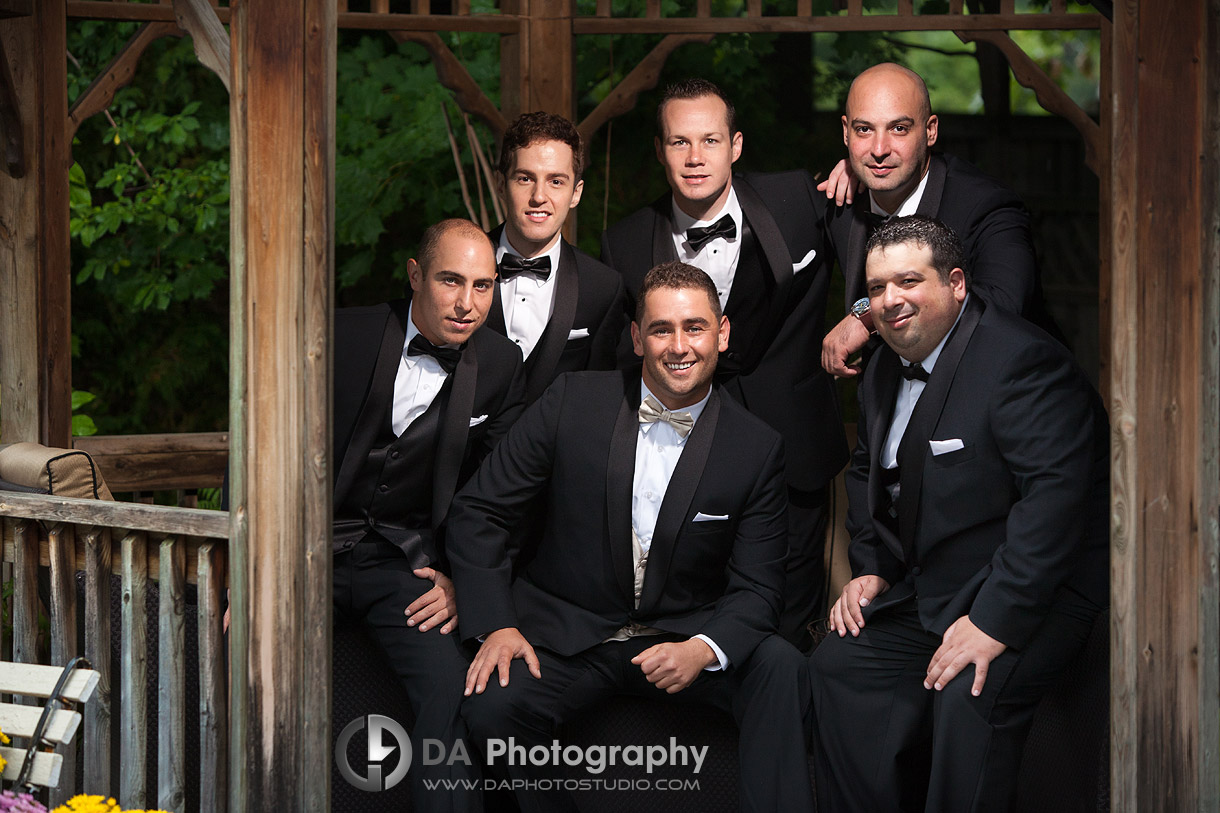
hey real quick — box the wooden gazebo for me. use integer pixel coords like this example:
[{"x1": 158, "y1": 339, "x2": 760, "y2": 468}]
[{"x1": 0, "y1": 0, "x2": 1216, "y2": 810}]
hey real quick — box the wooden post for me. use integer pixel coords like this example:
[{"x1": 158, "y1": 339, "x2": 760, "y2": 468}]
[
  {"x1": 228, "y1": 0, "x2": 334, "y2": 809},
  {"x1": 0, "y1": 0, "x2": 71, "y2": 446},
  {"x1": 1109, "y1": 0, "x2": 1220, "y2": 808}
]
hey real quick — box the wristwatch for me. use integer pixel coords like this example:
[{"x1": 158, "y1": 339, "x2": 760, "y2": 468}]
[{"x1": 850, "y1": 297, "x2": 876, "y2": 335}]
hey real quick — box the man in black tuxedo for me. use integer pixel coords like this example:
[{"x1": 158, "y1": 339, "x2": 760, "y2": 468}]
[
  {"x1": 447, "y1": 263, "x2": 814, "y2": 812},
  {"x1": 601, "y1": 79, "x2": 847, "y2": 651},
  {"x1": 820, "y1": 62, "x2": 1058, "y2": 378},
  {"x1": 808, "y1": 216, "x2": 1107, "y2": 812},
  {"x1": 332, "y1": 218, "x2": 525, "y2": 813},
  {"x1": 487, "y1": 112, "x2": 625, "y2": 404}
]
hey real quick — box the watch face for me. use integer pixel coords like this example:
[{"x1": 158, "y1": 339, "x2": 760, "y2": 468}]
[{"x1": 851, "y1": 297, "x2": 871, "y2": 318}]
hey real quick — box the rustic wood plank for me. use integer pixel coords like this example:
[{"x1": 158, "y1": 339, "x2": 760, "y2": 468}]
[
  {"x1": 0, "y1": 1, "x2": 33, "y2": 19},
  {"x1": 498, "y1": 0, "x2": 525, "y2": 120},
  {"x1": 746, "y1": 0, "x2": 760, "y2": 17},
  {"x1": 120, "y1": 531, "x2": 148, "y2": 808},
  {"x1": 73, "y1": 431, "x2": 228, "y2": 491},
  {"x1": 157, "y1": 537, "x2": 186, "y2": 812},
  {"x1": 646, "y1": 0, "x2": 661, "y2": 17},
  {"x1": 571, "y1": 13, "x2": 1103, "y2": 33},
  {"x1": 578, "y1": 33, "x2": 713, "y2": 144},
  {"x1": 0, "y1": 662, "x2": 99, "y2": 702},
  {"x1": 197, "y1": 541, "x2": 227, "y2": 813},
  {"x1": 898, "y1": 0, "x2": 913, "y2": 15},
  {"x1": 0, "y1": 703, "x2": 81, "y2": 743},
  {"x1": 83, "y1": 526, "x2": 112, "y2": 798},
  {"x1": 172, "y1": 0, "x2": 231, "y2": 92},
  {"x1": 12, "y1": 519, "x2": 39, "y2": 679},
  {"x1": 412, "y1": 0, "x2": 430, "y2": 14},
  {"x1": 949, "y1": 0, "x2": 964, "y2": 13},
  {"x1": 846, "y1": 0, "x2": 861, "y2": 14},
  {"x1": 596, "y1": 0, "x2": 612, "y2": 16},
  {"x1": 73, "y1": 432, "x2": 230, "y2": 457},
  {"x1": 999, "y1": 0, "x2": 1015, "y2": 13},
  {"x1": 47, "y1": 522, "x2": 78, "y2": 805},
  {"x1": 527, "y1": 0, "x2": 575, "y2": 116},
  {"x1": 0, "y1": 747, "x2": 61, "y2": 788},
  {"x1": 795, "y1": 0, "x2": 811, "y2": 17},
  {"x1": 0, "y1": 36, "x2": 25, "y2": 177},
  {"x1": 0, "y1": 491, "x2": 229, "y2": 538},
  {"x1": 66, "y1": 22, "x2": 181, "y2": 142}
]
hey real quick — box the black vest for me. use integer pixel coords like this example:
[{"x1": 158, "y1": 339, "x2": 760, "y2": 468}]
[{"x1": 332, "y1": 381, "x2": 451, "y2": 566}]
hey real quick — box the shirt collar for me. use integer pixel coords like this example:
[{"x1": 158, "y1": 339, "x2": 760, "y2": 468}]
[
  {"x1": 638, "y1": 381, "x2": 711, "y2": 437},
  {"x1": 496, "y1": 228, "x2": 563, "y2": 271},
  {"x1": 900, "y1": 293, "x2": 970, "y2": 374},
  {"x1": 869, "y1": 164, "x2": 931, "y2": 218},
  {"x1": 670, "y1": 186, "x2": 742, "y2": 239},
  {"x1": 404, "y1": 302, "x2": 461, "y2": 355}
]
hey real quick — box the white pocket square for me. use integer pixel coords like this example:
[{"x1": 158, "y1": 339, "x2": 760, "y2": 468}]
[
  {"x1": 693, "y1": 512, "x2": 730, "y2": 522},
  {"x1": 567, "y1": 327, "x2": 590, "y2": 339},
  {"x1": 929, "y1": 438, "x2": 965, "y2": 455},
  {"x1": 469, "y1": 414, "x2": 488, "y2": 427},
  {"x1": 792, "y1": 249, "x2": 817, "y2": 273}
]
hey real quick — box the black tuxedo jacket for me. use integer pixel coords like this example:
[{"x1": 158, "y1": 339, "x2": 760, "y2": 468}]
[
  {"x1": 600, "y1": 171, "x2": 848, "y2": 491},
  {"x1": 826, "y1": 153, "x2": 1058, "y2": 334},
  {"x1": 333, "y1": 297, "x2": 526, "y2": 536},
  {"x1": 447, "y1": 371, "x2": 789, "y2": 667},
  {"x1": 486, "y1": 226, "x2": 626, "y2": 404},
  {"x1": 847, "y1": 297, "x2": 1108, "y2": 650}
]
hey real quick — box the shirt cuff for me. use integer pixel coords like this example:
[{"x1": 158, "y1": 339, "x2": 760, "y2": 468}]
[{"x1": 692, "y1": 634, "x2": 729, "y2": 671}]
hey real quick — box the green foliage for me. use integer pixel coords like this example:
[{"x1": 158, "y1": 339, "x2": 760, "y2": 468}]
[{"x1": 71, "y1": 390, "x2": 98, "y2": 437}]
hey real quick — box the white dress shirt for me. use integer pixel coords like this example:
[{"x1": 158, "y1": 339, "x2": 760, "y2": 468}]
[
  {"x1": 496, "y1": 233, "x2": 562, "y2": 360},
  {"x1": 869, "y1": 164, "x2": 932, "y2": 218},
  {"x1": 881, "y1": 295, "x2": 970, "y2": 501},
  {"x1": 391, "y1": 305, "x2": 452, "y2": 436},
  {"x1": 629, "y1": 383, "x2": 728, "y2": 671},
  {"x1": 670, "y1": 187, "x2": 744, "y2": 311}
]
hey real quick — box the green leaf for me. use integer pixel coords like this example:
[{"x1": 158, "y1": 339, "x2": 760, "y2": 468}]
[
  {"x1": 71, "y1": 390, "x2": 97, "y2": 410},
  {"x1": 71, "y1": 414, "x2": 98, "y2": 437}
]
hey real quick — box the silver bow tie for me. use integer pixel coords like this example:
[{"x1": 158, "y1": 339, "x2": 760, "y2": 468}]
[{"x1": 638, "y1": 395, "x2": 695, "y2": 439}]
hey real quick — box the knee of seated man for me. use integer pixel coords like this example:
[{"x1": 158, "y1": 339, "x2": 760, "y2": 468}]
[{"x1": 460, "y1": 664, "x2": 553, "y2": 736}]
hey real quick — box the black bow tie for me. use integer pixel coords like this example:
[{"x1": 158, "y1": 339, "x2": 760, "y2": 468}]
[
  {"x1": 864, "y1": 210, "x2": 891, "y2": 230},
  {"x1": 900, "y1": 362, "x2": 930, "y2": 383},
  {"x1": 407, "y1": 334, "x2": 461, "y2": 374},
  {"x1": 685, "y1": 214, "x2": 737, "y2": 252},
  {"x1": 499, "y1": 254, "x2": 552, "y2": 281}
]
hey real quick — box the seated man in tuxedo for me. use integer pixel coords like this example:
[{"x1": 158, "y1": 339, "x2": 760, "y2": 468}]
[
  {"x1": 601, "y1": 78, "x2": 847, "y2": 652},
  {"x1": 819, "y1": 62, "x2": 1060, "y2": 378},
  {"x1": 332, "y1": 218, "x2": 525, "y2": 813},
  {"x1": 447, "y1": 262, "x2": 813, "y2": 812},
  {"x1": 488, "y1": 112, "x2": 625, "y2": 404},
  {"x1": 808, "y1": 216, "x2": 1108, "y2": 812}
]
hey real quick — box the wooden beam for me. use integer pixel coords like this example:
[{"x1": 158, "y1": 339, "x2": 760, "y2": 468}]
[
  {"x1": 82, "y1": 526, "x2": 112, "y2": 798},
  {"x1": 498, "y1": 0, "x2": 525, "y2": 122},
  {"x1": 67, "y1": 22, "x2": 182, "y2": 146},
  {"x1": 0, "y1": 0, "x2": 31, "y2": 19},
  {"x1": 172, "y1": 0, "x2": 230, "y2": 93},
  {"x1": 578, "y1": 33, "x2": 713, "y2": 144},
  {"x1": 0, "y1": 490, "x2": 229, "y2": 538},
  {"x1": 0, "y1": 1, "x2": 71, "y2": 447},
  {"x1": 119, "y1": 531, "x2": 148, "y2": 809},
  {"x1": 73, "y1": 431, "x2": 229, "y2": 491},
  {"x1": 48, "y1": 523, "x2": 78, "y2": 805},
  {"x1": 572, "y1": 13, "x2": 1103, "y2": 33},
  {"x1": 228, "y1": 0, "x2": 334, "y2": 808},
  {"x1": 1110, "y1": 0, "x2": 1220, "y2": 808},
  {"x1": 955, "y1": 29, "x2": 1101, "y2": 173},
  {"x1": 0, "y1": 36, "x2": 24, "y2": 177},
  {"x1": 392, "y1": 32, "x2": 509, "y2": 136}
]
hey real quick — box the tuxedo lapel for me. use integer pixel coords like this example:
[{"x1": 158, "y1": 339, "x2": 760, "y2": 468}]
[
  {"x1": 485, "y1": 225, "x2": 509, "y2": 336},
  {"x1": 605, "y1": 379, "x2": 641, "y2": 606},
  {"x1": 866, "y1": 350, "x2": 905, "y2": 565},
  {"x1": 650, "y1": 198, "x2": 680, "y2": 267},
  {"x1": 845, "y1": 203, "x2": 870, "y2": 306},
  {"x1": 334, "y1": 301, "x2": 406, "y2": 507},
  {"x1": 638, "y1": 390, "x2": 722, "y2": 612},
  {"x1": 895, "y1": 296, "x2": 983, "y2": 552},
  {"x1": 430, "y1": 337, "x2": 478, "y2": 530},
  {"x1": 522, "y1": 239, "x2": 580, "y2": 403},
  {"x1": 914, "y1": 155, "x2": 947, "y2": 219},
  {"x1": 733, "y1": 176, "x2": 792, "y2": 292}
]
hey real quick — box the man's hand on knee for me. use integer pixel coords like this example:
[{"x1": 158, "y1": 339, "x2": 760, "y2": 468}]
[
  {"x1": 405, "y1": 567, "x2": 457, "y2": 634},
  {"x1": 828, "y1": 575, "x2": 890, "y2": 637},
  {"x1": 465, "y1": 627, "x2": 541, "y2": 696},
  {"x1": 925, "y1": 615, "x2": 1007, "y2": 697},
  {"x1": 631, "y1": 639, "x2": 716, "y2": 694}
]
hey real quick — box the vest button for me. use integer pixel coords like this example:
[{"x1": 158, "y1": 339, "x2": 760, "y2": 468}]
[
  {"x1": 379, "y1": 484, "x2": 388, "y2": 493},
  {"x1": 911, "y1": 565, "x2": 922, "y2": 576},
  {"x1": 390, "y1": 450, "x2": 400, "y2": 459}
]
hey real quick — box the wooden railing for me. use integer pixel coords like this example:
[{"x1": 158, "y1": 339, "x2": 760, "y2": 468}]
[{"x1": 0, "y1": 490, "x2": 228, "y2": 812}]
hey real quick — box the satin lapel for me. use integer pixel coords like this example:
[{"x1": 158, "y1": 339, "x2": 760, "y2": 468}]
[
  {"x1": 333, "y1": 301, "x2": 406, "y2": 507},
  {"x1": 914, "y1": 155, "x2": 947, "y2": 218},
  {"x1": 605, "y1": 378, "x2": 641, "y2": 606},
  {"x1": 866, "y1": 350, "x2": 905, "y2": 564},
  {"x1": 638, "y1": 390, "x2": 722, "y2": 612},
  {"x1": 733, "y1": 177, "x2": 792, "y2": 292},
  {"x1": 845, "y1": 203, "x2": 870, "y2": 306},
  {"x1": 485, "y1": 224, "x2": 509, "y2": 335},
  {"x1": 523, "y1": 239, "x2": 580, "y2": 402},
  {"x1": 895, "y1": 296, "x2": 983, "y2": 554},
  {"x1": 430, "y1": 337, "x2": 478, "y2": 530},
  {"x1": 650, "y1": 199, "x2": 680, "y2": 267}
]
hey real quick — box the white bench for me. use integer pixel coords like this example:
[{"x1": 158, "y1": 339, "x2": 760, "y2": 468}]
[{"x1": 0, "y1": 660, "x2": 100, "y2": 790}]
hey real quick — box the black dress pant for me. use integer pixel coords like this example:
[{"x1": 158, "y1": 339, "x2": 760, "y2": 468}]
[
  {"x1": 334, "y1": 535, "x2": 481, "y2": 813},
  {"x1": 779, "y1": 485, "x2": 831, "y2": 653},
  {"x1": 462, "y1": 633, "x2": 814, "y2": 813},
  {"x1": 808, "y1": 591, "x2": 1102, "y2": 813}
]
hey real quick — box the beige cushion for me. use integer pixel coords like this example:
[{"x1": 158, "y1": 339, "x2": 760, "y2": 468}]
[{"x1": 0, "y1": 442, "x2": 114, "y2": 501}]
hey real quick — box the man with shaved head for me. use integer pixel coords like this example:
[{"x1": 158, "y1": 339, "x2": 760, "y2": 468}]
[{"x1": 819, "y1": 62, "x2": 1059, "y2": 378}]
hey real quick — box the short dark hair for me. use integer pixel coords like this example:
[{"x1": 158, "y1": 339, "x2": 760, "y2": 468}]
[
  {"x1": 656, "y1": 78, "x2": 737, "y2": 140},
  {"x1": 416, "y1": 218, "x2": 493, "y2": 275},
  {"x1": 865, "y1": 215, "x2": 970, "y2": 289},
  {"x1": 497, "y1": 111, "x2": 585, "y2": 181},
  {"x1": 635, "y1": 261, "x2": 722, "y2": 324}
]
